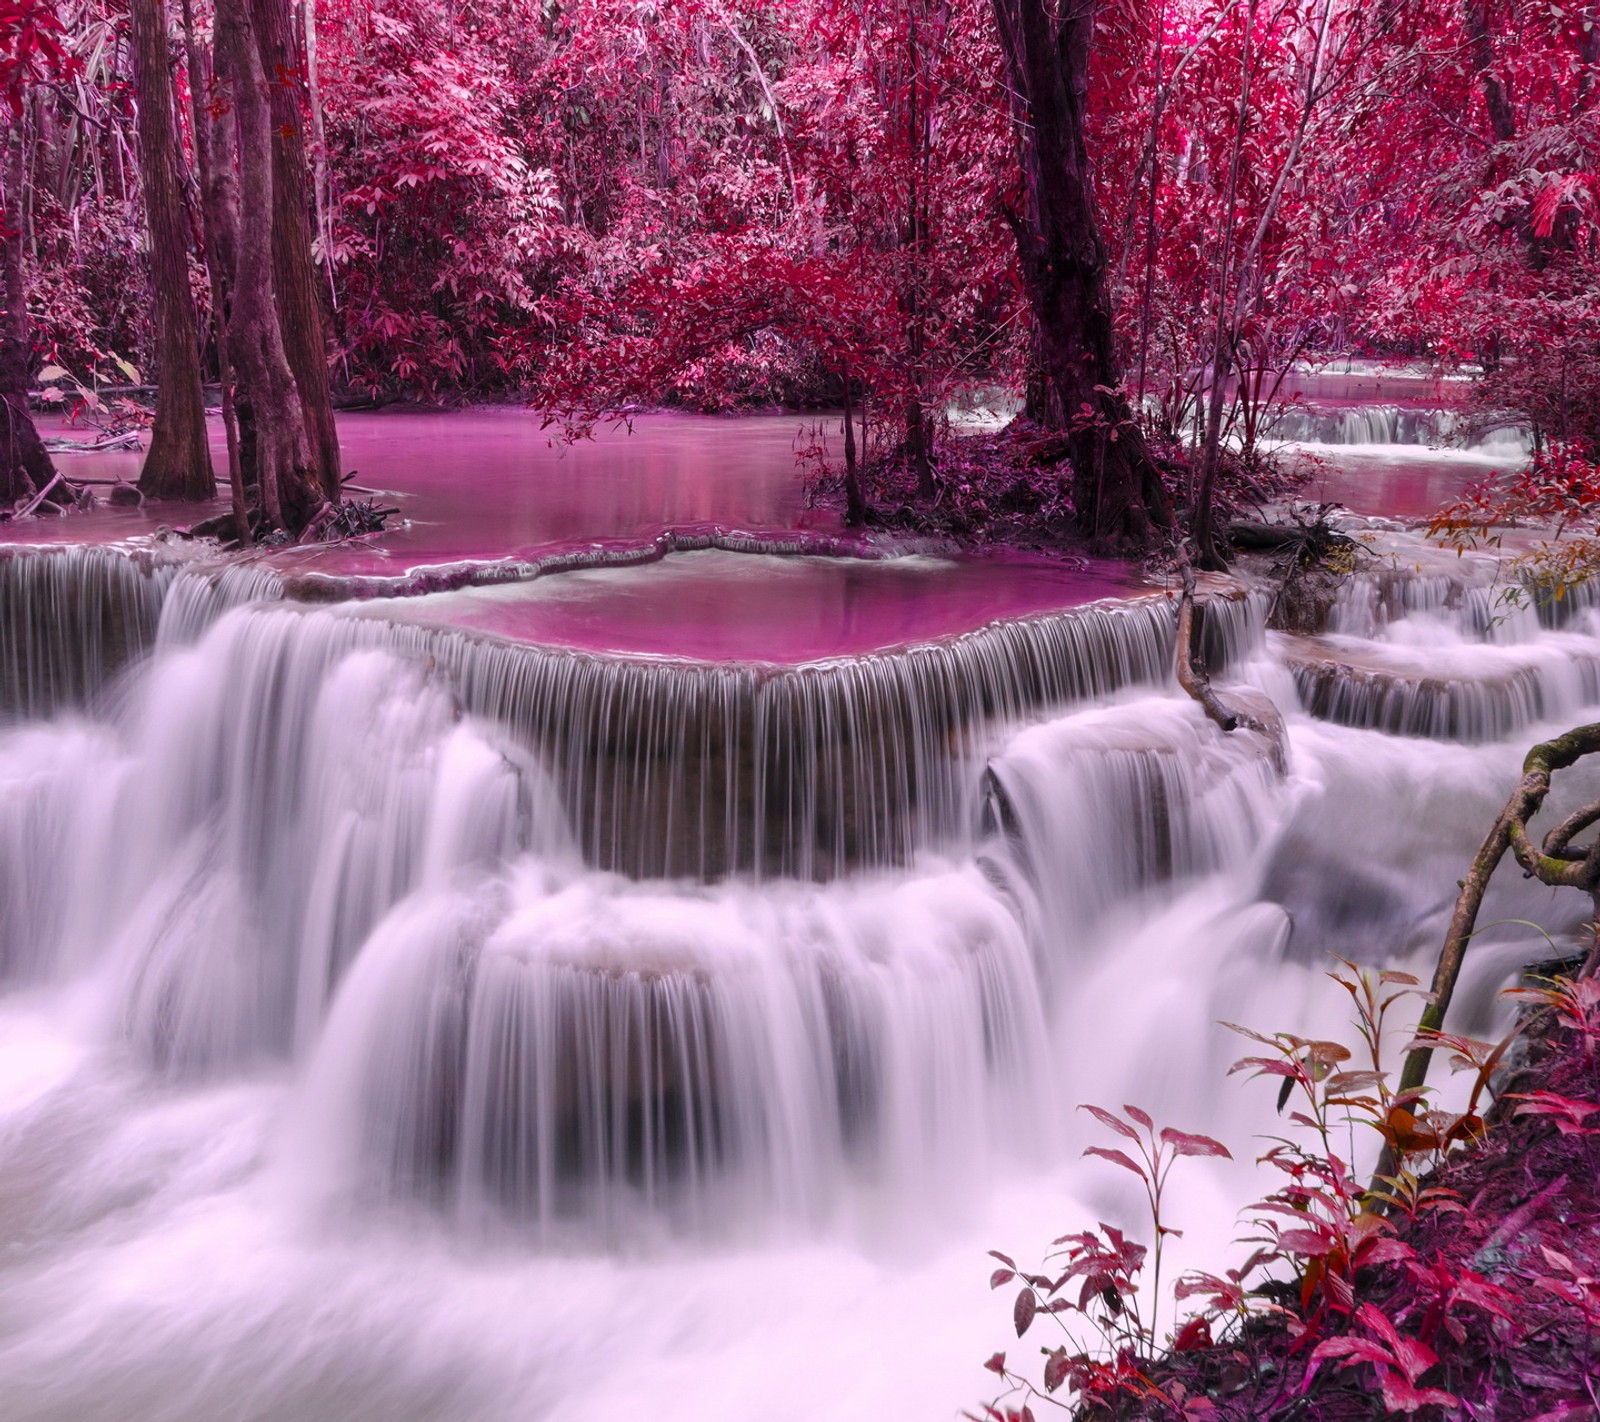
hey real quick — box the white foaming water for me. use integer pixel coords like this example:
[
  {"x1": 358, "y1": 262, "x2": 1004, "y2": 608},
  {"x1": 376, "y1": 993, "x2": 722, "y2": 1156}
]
[{"x1": 1, "y1": 547, "x2": 1597, "y2": 1421}]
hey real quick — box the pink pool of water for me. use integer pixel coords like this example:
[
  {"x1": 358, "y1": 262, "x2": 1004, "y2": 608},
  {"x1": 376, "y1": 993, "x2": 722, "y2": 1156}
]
[
  {"x1": 1285, "y1": 445, "x2": 1509, "y2": 519},
  {"x1": 6, "y1": 399, "x2": 1516, "y2": 567},
  {"x1": 363, "y1": 548, "x2": 1137, "y2": 662},
  {"x1": 11, "y1": 409, "x2": 832, "y2": 567}
]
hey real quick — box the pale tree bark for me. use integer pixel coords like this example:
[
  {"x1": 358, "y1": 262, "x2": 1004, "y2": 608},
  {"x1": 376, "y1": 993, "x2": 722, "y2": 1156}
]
[
  {"x1": 992, "y1": 0, "x2": 1170, "y2": 551},
  {"x1": 131, "y1": 0, "x2": 216, "y2": 502}
]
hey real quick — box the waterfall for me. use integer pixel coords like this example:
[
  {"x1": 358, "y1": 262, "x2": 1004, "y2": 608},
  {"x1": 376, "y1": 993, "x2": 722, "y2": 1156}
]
[
  {"x1": 0, "y1": 543, "x2": 1264, "y2": 879},
  {"x1": 0, "y1": 545, "x2": 173, "y2": 717},
  {"x1": 1266, "y1": 402, "x2": 1532, "y2": 453},
  {"x1": 2, "y1": 537, "x2": 1598, "y2": 1421}
]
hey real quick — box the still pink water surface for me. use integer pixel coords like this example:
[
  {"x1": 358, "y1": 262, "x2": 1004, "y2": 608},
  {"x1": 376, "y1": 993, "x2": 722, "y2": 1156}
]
[
  {"x1": 15, "y1": 409, "x2": 824, "y2": 564},
  {"x1": 368, "y1": 549, "x2": 1133, "y2": 662}
]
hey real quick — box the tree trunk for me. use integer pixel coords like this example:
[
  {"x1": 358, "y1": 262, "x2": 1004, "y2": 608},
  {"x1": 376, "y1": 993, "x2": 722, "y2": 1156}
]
[
  {"x1": 1192, "y1": 5, "x2": 1255, "y2": 572},
  {"x1": 130, "y1": 0, "x2": 216, "y2": 502},
  {"x1": 215, "y1": 0, "x2": 323, "y2": 533},
  {"x1": 180, "y1": 0, "x2": 250, "y2": 541},
  {"x1": 841, "y1": 369, "x2": 866, "y2": 526},
  {"x1": 1, "y1": 129, "x2": 56, "y2": 507},
  {"x1": 253, "y1": 0, "x2": 342, "y2": 499},
  {"x1": 1463, "y1": 0, "x2": 1516, "y2": 143},
  {"x1": 992, "y1": 0, "x2": 1170, "y2": 552}
]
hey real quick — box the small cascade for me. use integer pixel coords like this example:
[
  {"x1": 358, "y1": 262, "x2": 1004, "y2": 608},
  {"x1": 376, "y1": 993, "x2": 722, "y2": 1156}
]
[
  {"x1": 0, "y1": 545, "x2": 173, "y2": 717},
  {"x1": 1287, "y1": 635, "x2": 1600, "y2": 741},
  {"x1": 1267, "y1": 402, "x2": 1531, "y2": 453},
  {"x1": 0, "y1": 624, "x2": 567, "y2": 1074},
  {"x1": 154, "y1": 561, "x2": 286, "y2": 648},
  {"x1": 980, "y1": 698, "x2": 1283, "y2": 971},
  {"x1": 1305, "y1": 561, "x2": 1600, "y2": 740}
]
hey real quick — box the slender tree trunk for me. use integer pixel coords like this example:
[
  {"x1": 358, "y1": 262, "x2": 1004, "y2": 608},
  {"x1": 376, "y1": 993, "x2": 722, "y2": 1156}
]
[
  {"x1": 131, "y1": 0, "x2": 216, "y2": 502},
  {"x1": 841, "y1": 367, "x2": 866, "y2": 526},
  {"x1": 1192, "y1": 1, "x2": 1256, "y2": 571},
  {"x1": 1464, "y1": 0, "x2": 1516, "y2": 143},
  {"x1": 1134, "y1": 0, "x2": 1167, "y2": 404},
  {"x1": 253, "y1": 0, "x2": 342, "y2": 499},
  {"x1": 902, "y1": 2, "x2": 935, "y2": 500},
  {"x1": 215, "y1": 0, "x2": 322, "y2": 533},
  {"x1": 1, "y1": 128, "x2": 56, "y2": 507},
  {"x1": 300, "y1": 0, "x2": 334, "y2": 307},
  {"x1": 992, "y1": 0, "x2": 1170, "y2": 551}
]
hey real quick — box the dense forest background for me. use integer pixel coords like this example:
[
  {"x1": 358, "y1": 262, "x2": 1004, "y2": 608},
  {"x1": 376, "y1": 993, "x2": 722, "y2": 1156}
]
[{"x1": 3, "y1": 0, "x2": 1598, "y2": 538}]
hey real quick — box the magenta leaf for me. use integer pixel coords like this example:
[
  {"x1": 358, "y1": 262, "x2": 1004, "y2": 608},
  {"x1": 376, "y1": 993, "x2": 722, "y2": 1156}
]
[{"x1": 1043, "y1": 1348, "x2": 1070, "y2": 1393}]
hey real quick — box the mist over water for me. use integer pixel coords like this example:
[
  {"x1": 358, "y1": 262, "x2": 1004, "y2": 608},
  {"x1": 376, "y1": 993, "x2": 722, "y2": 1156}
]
[{"x1": 1, "y1": 502, "x2": 1593, "y2": 1418}]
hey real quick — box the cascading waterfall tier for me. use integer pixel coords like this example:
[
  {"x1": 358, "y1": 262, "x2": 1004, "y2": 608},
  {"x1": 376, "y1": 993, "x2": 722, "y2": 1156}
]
[
  {"x1": 372, "y1": 590, "x2": 1260, "y2": 879},
  {"x1": 1294, "y1": 557, "x2": 1600, "y2": 740},
  {"x1": 1286, "y1": 634, "x2": 1600, "y2": 742},
  {"x1": 0, "y1": 541, "x2": 1265, "y2": 879},
  {"x1": 0, "y1": 545, "x2": 173, "y2": 716}
]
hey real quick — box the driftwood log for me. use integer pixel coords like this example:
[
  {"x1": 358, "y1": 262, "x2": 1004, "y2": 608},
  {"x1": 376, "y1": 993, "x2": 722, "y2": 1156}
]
[{"x1": 1174, "y1": 556, "x2": 1279, "y2": 747}]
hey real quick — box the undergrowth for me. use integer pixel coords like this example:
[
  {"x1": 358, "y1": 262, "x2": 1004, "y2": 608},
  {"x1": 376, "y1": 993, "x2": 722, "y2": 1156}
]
[{"x1": 974, "y1": 959, "x2": 1600, "y2": 1421}]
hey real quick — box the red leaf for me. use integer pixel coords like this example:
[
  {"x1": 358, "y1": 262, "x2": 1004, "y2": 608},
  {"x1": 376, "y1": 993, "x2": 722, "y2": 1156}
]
[
  {"x1": 1014, "y1": 1287, "x2": 1037, "y2": 1337},
  {"x1": 1276, "y1": 1228, "x2": 1336, "y2": 1257},
  {"x1": 1079, "y1": 1104, "x2": 1140, "y2": 1140},
  {"x1": 1083, "y1": 1146, "x2": 1145, "y2": 1177},
  {"x1": 990, "y1": 1268, "x2": 1015, "y2": 1289},
  {"x1": 983, "y1": 1352, "x2": 1006, "y2": 1375},
  {"x1": 1043, "y1": 1348, "x2": 1070, "y2": 1392},
  {"x1": 1160, "y1": 1128, "x2": 1232, "y2": 1160}
]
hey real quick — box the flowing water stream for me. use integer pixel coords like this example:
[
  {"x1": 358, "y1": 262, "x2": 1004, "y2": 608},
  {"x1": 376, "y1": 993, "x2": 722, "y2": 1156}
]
[{"x1": 0, "y1": 411, "x2": 1588, "y2": 1421}]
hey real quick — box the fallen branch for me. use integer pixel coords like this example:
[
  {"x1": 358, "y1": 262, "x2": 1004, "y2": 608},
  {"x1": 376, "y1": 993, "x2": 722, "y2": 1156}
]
[
  {"x1": 14, "y1": 472, "x2": 68, "y2": 518},
  {"x1": 42, "y1": 431, "x2": 142, "y2": 453},
  {"x1": 1174, "y1": 554, "x2": 1278, "y2": 745}
]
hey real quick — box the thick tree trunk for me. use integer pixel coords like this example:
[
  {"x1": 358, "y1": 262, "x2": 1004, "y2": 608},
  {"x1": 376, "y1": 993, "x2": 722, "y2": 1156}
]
[
  {"x1": 215, "y1": 0, "x2": 323, "y2": 533},
  {"x1": 131, "y1": 0, "x2": 216, "y2": 502},
  {"x1": 254, "y1": 0, "x2": 342, "y2": 499},
  {"x1": 1, "y1": 130, "x2": 56, "y2": 507},
  {"x1": 992, "y1": 0, "x2": 1170, "y2": 552},
  {"x1": 180, "y1": 0, "x2": 250, "y2": 541}
]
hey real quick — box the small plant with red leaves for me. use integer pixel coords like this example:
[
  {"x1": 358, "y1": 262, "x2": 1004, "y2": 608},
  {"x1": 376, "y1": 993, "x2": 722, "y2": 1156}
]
[{"x1": 975, "y1": 1105, "x2": 1231, "y2": 1420}]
